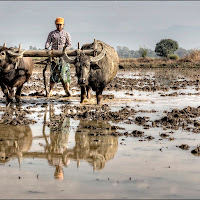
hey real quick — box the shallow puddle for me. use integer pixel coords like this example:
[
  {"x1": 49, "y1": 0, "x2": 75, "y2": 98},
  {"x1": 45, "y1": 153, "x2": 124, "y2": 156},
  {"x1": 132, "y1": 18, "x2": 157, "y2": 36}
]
[{"x1": 0, "y1": 68, "x2": 200, "y2": 198}]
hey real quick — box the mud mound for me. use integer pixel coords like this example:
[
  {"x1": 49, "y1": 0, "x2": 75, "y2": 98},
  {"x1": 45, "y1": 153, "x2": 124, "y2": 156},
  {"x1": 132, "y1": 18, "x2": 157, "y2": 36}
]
[
  {"x1": 106, "y1": 75, "x2": 199, "y2": 93},
  {"x1": 153, "y1": 106, "x2": 200, "y2": 133},
  {"x1": 177, "y1": 144, "x2": 190, "y2": 150},
  {"x1": 59, "y1": 104, "x2": 136, "y2": 122},
  {"x1": 0, "y1": 106, "x2": 37, "y2": 126},
  {"x1": 191, "y1": 146, "x2": 200, "y2": 156}
]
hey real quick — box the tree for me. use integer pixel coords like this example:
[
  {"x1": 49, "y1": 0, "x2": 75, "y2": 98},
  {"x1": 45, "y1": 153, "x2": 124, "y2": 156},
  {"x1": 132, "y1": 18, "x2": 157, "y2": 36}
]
[
  {"x1": 29, "y1": 46, "x2": 37, "y2": 50},
  {"x1": 155, "y1": 39, "x2": 178, "y2": 57},
  {"x1": 139, "y1": 46, "x2": 148, "y2": 58},
  {"x1": 116, "y1": 46, "x2": 123, "y2": 57},
  {"x1": 122, "y1": 46, "x2": 130, "y2": 58},
  {"x1": 147, "y1": 49, "x2": 158, "y2": 58}
]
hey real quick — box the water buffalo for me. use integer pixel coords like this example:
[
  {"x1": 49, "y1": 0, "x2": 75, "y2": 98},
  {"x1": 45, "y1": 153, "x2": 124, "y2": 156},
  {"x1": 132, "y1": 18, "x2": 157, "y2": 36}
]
[
  {"x1": 63, "y1": 40, "x2": 119, "y2": 104},
  {"x1": 0, "y1": 47, "x2": 33, "y2": 103}
]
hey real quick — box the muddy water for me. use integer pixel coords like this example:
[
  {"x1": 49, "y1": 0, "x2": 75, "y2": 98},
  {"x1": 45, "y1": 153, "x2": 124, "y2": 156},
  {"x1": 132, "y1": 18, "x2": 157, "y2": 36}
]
[{"x1": 0, "y1": 68, "x2": 200, "y2": 198}]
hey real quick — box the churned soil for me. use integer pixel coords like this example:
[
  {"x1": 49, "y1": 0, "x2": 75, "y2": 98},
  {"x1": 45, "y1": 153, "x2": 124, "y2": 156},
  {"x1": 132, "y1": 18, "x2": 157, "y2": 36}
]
[
  {"x1": 191, "y1": 146, "x2": 200, "y2": 156},
  {"x1": 0, "y1": 106, "x2": 37, "y2": 126},
  {"x1": 132, "y1": 106, "x2": 200, "y2": 133},
  {"x1": 154, "y1": 106, "x2": 200, "y2": 133},
  {"x1": 177, "y1": 144, "x2": 190, "y2": 151},
  {"x1": 21, "y1": 67, "x2": 200, "y2": 97},
  {"x1": 0, "y1": 69, "x2": 199, "y2": 142}
]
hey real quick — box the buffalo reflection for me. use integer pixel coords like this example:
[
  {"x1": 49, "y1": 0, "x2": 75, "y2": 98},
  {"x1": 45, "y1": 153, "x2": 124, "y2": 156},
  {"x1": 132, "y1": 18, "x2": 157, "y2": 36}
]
[
  {"x1": 0, "y1": 124, "x2": 32, "y2": 165},
  {"x1": 72, "y1": 120, "x2": 118, "y2": 171},
  {"x1": 42, "y1": 104, "x2": 118, "y2": 179},
  {"x1": 0, "y1": 104, "x2": 119, "y2": 181},
  {"x1": 42, "y1": 117, "x2": 118, "y2": 180}
]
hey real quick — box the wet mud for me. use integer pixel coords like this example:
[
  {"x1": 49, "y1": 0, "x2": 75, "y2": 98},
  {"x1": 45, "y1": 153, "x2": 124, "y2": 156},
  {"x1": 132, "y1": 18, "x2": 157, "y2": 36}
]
[{"x1": 0, "y1": 67, "x2": 200, "y2": 198}]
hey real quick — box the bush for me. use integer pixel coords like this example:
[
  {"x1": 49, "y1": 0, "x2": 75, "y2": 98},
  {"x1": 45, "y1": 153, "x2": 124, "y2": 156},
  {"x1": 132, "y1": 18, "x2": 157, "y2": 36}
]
[
  {"x1": 184, "y1": 49, "x2": 200, "y2": 62},
  {"x1": 168, "y1": 54, "x2": 180, "y2": 60},
  {"x1": 155, "y1": 39, "x2": 179, "y2": 57},
  {"x1": 139, "y1": 47, "x2": 148, "y2": 58}
]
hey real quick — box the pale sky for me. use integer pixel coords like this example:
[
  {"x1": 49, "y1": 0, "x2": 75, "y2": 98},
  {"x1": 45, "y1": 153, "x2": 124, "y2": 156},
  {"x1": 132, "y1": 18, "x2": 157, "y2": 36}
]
[{"x1": 1, "y1": 1, "x2": 200, "y2": 50}]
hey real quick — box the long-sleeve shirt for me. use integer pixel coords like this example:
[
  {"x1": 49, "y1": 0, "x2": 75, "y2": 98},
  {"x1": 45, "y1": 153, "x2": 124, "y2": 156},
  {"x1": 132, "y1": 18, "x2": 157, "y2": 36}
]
[{"x1": 45, "y1": 29, "x2": 72, "y2": 50}]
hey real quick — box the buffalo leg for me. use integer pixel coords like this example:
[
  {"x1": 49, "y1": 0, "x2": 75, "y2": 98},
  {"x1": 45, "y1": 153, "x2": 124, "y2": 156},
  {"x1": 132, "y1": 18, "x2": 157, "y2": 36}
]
[
  {"x1": 15, "y1": 85, "x2": 23, "y2": 103},
  {"x1": 13, "y1": 76, "x2": 26, "y2": 103},
  {"x1": 80, "y1": 86, "x2": 86, "y2": 103},
  {"x1": 8, "y1": 87, "x2": 14, "y2": 98},
  {"x1": 86, "y1": 85, "x2": 91, "y2": 100},
  {"x1": 0, "y1": 83, "x2": 13, "y2": 103},
  {"x1": 43, "y1": 64, "x2": 48, "y2": 97},
  {"x1": 96, "y1": 87, "x2": 104, "y2": 105}
]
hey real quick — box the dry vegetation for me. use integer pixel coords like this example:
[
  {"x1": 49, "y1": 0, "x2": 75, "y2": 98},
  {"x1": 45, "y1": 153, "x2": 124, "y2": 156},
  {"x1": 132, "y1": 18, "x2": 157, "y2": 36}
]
[
  {"x1": 119, "y1": 49, "x2": 200, "y2": 68},
  {"x1": 32, "y1": 50, "x2": 200, "y2": 69}
]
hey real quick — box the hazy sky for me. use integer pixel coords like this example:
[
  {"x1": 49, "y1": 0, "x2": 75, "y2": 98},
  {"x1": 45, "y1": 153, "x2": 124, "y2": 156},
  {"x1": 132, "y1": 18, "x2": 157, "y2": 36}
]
[{"x1": 1, "y1": 1, "x2": 200, "y2": 50}]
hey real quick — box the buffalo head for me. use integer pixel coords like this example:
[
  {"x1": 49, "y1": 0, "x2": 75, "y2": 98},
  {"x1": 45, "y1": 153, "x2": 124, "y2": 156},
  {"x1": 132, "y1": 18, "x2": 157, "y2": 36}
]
[
  {"x1": 0, "y1": 47, "x2": 25, "y2": 68},
  {"x1": 0, "y1": 47, "x2": 8, "y2": 66},
  {"x1": 62, "y1": 42, "x2": 106, "y2": 85}
]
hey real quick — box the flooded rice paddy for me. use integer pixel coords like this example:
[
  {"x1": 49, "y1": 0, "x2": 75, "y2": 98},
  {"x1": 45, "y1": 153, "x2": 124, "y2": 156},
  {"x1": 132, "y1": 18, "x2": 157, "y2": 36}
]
[{"x1": 0, "y1": 68, "x2": 200, "y2": 198}]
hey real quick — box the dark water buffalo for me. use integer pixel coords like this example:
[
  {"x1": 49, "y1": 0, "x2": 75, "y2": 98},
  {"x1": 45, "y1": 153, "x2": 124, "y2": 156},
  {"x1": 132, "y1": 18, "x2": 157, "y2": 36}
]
[
  {"x1": 63, "y1": 40, "x2": 119, "y2": 104},
  {"x1": 0, "y1": 47, "x2": 33, "y2": 103}
]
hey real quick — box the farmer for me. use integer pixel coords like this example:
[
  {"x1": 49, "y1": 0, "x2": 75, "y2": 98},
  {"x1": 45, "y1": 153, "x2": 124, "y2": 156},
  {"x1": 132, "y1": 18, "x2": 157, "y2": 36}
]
[{"x1": 45, "y1": 17, "x2": 72, "y2": 97}]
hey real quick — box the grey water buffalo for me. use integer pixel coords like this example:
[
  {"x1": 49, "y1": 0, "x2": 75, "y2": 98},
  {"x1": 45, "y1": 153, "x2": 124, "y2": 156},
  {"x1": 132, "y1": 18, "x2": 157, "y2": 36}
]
[
  {"x1": 63, "y1": 40, "x2": 119, "y2": 104},
  {"x1": 0, "y1": 47, "x2": 33, "y2": 103}
]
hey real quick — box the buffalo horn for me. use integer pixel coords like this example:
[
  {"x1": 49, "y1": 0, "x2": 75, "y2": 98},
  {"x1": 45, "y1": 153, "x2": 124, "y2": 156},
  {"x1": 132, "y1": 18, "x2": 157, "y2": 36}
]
[
  {"x1": 62, "y1": 49, "x2": 76, "y2": 64},
  {"x1": 7, "y1": 49, "x2": 25, "y2": 58},
  {"x1": 19, "y1": 43, "x2": 21, "y2": 52},
  {"x1": 90, "y1": 42, "x2": 106, "y2": 63}
]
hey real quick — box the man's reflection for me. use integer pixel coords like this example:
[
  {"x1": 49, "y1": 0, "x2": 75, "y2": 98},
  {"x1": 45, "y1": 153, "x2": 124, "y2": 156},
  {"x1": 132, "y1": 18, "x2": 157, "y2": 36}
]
[
  {"x1": 43, "y1": 104, "x2": 71, "y2": 180},
  {"x1": 43, "y1": 105, "x2": 118, "y2": 180},
  {"x1": 0, "y1": 104, "x2": 119, "y2": 180}
]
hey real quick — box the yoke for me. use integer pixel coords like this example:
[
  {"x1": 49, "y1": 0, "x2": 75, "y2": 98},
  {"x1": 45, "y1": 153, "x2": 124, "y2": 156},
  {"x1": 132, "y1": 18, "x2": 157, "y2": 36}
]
[{"x1": 4, "y1": 39, "x2": 99, "y2": 97}]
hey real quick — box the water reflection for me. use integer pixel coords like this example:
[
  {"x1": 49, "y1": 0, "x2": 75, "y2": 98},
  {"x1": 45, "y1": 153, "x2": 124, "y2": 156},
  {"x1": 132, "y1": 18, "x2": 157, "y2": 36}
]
[
  {"x1": 43, "y1": 106, "x2": 70, "y2": 180},
  {"x1": 0, "y1": 104, "x2": 119, "y2": 180},
  {"x1": 43, "y1": 118, "x2": 119, "y2": 180},
  {"x1": 73, "y1": 120, "x2": 118, "y2": 171},
  {"x1": 43, "y1": 105, "x2": 118, "y2": 177},
  {"x1": 0, "y1": 124, "x2": 32, "y2": 165}
]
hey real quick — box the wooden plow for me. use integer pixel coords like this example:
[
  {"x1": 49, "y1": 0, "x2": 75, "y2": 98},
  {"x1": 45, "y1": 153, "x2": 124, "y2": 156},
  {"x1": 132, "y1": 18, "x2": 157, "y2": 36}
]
[{"x1": 4, "y1": 39, "x2": 99, "y2": 97}]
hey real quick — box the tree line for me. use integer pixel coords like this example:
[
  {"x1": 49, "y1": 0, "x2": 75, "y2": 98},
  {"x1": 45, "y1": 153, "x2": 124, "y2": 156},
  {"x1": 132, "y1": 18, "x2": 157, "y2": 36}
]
[
  {"x1": 29, "y1": 46, "x2": 42, "y2": 50},
  {"x1": 117, "y1": 39, "x2": 192, "y2": 58},
  {"x1": 117, "y1": 46, "x2": 191, "y2": 58}
]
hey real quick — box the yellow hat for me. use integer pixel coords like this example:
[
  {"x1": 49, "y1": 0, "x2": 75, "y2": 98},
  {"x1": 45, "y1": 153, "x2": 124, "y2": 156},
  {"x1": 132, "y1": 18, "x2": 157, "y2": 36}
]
[
  {"x1": 54, "y1": 171, "x2": 64, "y2": 180},
  {"x1": 54, "y1": 166, "x2": 64, "y2": 180},
  {"x1": 55, "y1": 17, "x2": 64, "y2": 24}
]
